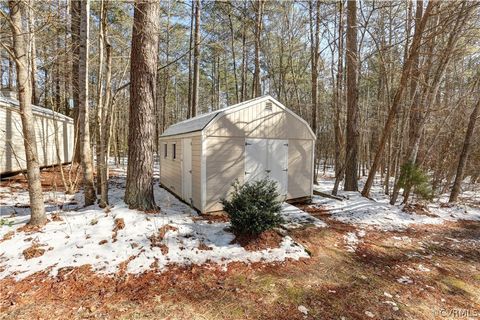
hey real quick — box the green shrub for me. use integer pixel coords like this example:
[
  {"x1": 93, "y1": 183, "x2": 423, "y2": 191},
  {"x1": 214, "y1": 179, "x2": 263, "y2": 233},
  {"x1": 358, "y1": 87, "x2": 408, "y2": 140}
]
[
  {"x1": 0, "y1": 218, "x2": 13, "y2": 227},
  {"x1": 397, "y1": 162, "x2": 433, "y2": 201},
  {"x1": 221, "y1": 179, "x2": 284, "y2": 236}
]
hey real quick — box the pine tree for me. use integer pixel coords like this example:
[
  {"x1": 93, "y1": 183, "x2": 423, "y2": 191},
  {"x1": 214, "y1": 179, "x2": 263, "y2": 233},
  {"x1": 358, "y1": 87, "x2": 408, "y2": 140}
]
[{"x1": 124, "y1": 0, "x2": 160, "y2": 211}]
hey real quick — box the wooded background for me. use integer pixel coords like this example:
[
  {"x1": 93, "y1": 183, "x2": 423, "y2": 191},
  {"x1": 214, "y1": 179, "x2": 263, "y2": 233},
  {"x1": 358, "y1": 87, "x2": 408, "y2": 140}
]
[{"x1": 1, "y1": 0, "x2": 479, "y2": 207}]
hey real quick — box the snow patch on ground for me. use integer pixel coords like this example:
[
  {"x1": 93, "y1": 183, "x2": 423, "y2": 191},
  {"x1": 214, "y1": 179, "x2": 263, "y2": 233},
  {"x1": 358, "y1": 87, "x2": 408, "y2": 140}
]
[
  {"x1": 0, "y1": 166, "x2": 322, "y2": 281},
  {"x1": 344, "y1": 232, "x2": 359, "y2": 252},
  {"x1": 397, "y1": 276, "x2": 414, "y2": 284},
  {"x1": 281, "y1": 203, "x2": 327, "y2": 229},
  {"x1": 313, "y1": 169, "x2": 480, "y2": 231},
  {"x1": 343, "y1": 229, "x2": 366, "y2": 252}
]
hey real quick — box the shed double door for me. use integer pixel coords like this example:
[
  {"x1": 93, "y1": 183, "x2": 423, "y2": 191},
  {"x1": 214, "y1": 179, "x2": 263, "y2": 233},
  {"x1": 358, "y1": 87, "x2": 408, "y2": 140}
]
[{"x1": 245, "y1": 138, "x2": 288, "y2": 197}]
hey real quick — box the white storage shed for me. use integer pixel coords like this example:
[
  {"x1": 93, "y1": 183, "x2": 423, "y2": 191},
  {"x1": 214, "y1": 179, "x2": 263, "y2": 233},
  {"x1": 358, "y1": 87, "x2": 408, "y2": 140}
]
[
  {"x1": 159, "y1": 95, "x2": 316, "y2": 213},
  {"x1": 0, "y1": 91, "x2": 74, "y2": 175}
]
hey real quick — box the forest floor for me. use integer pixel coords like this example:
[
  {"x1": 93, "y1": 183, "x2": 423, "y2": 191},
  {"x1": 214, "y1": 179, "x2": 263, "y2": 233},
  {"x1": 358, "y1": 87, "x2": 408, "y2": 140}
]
[{"x1": 0, "y1": 165, "x2": 479, "y2": 319}]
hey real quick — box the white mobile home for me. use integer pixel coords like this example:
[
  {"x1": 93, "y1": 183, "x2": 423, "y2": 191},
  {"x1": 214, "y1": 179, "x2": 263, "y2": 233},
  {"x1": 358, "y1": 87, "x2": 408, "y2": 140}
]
[
  {"x1": 159, "y1": 95, "x2": 316, "y2": 213},
  {"x1": 0, "y1": 91, "x2": 74, "y2": 175}
]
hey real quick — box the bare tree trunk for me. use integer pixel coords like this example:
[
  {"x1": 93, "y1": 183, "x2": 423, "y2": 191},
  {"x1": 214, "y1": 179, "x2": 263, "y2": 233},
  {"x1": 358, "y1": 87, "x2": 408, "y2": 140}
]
[
  {"x1": 187, "y1": 1, "x2": 194, "y2": 118},
  {"x1": 8, "y1": 52, "x2": 14, "y2": 89},
  {"x1": 161, "y1": 3, "x2": 171, "y2": 133},
  {"x1": 308, "y1": 0, "x2": 320, "y2": 138},
  {"x1": 124, "y1": 0, "x2": 160, "y2": 211},
  {"x1": 8, "y1": 0, "x2": 46, "y2": 226},
  {"x1": 309, "y1": 0, "x2": 320, "y2": 184},
  {"x1": 332, "y1": 0, "x2": 345, "y2": 196},
  {"x1": 361, "y1": 0, "x2": 436, "y2": 198},
  {"x1": 240, "y1": 3, "x2": 247, "y2": 102},
  {"x1": 344, "y1": 0, "x2": 359, "y2": 191},
  {"x1": 27, "y1": 0, "x2": 39, "y2": 105},
  {"x1": 99, "y1": 45, "x2": 112, "y2": 207},
  {"x1": 390, "y1": 0, "x2": 423, "y2": 204},
  {"x1": 78, "y1": 0, "x2": 96, "y2": 206},
  {"x1": 55, "y1": 34, "x2": 61, "y2": 113},
  {"x1": 95, "y1": 0, "x2": 105, "y2": 194},
  {"x1": 99, "y1": 0, "x2": 112, "y2": 208},
  {"x1": 64, "y1": 0, "x2": 71, "y2": 118},
  {"x1": 393, "y1": 1, "x2": 473, "y2": 204},
  {"x1": 449, "y1": 96, "x2": 480, "y2": 202},
  {"x1": 228, "y1": 12, "x2": 239, "y2": 104},
  {"x1": 70, "y1": 0, "x2": 81, "y2": 164},
  {"x1": 191, "y1": 0, "x2": 200, "y2": 117},
  {"x1": 252, "y1": 0, "x2": 264, "y2": 98}
]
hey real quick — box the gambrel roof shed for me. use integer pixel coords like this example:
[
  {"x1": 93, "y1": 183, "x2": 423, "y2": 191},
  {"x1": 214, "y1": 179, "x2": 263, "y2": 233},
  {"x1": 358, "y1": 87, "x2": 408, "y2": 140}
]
[{"x1": 159, "y1": 95, "x2": 316, "y2": 213}]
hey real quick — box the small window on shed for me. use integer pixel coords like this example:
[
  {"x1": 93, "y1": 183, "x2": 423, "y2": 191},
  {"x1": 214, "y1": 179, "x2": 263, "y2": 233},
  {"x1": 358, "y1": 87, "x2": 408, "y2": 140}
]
[
  {"x1": 265, "y1": 101, "x2": 273, "y2": 111},
  {"x1": 164, "y1": 143, "x2": 168, "y2": 158},
  {"x1": 172, "y1": 143, "x2": 176, "y2": 159}
]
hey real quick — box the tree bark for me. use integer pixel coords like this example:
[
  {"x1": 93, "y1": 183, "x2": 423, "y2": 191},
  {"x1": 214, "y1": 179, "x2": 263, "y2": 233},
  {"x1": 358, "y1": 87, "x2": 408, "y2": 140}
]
[
  {"x1": 228, "y1": 12, "x2": 239, "y2": 104},
  {"x1": 332, "y1": 0, "x2": 345, "y2": 196},
  {"x1": 95, "y1": 0, "x2": 105, "y2": 194},
  {"x1": 392, "y1": 1, "x2": 473, "y2": 204},
  {"x1": 389, "y1": 0, "x2": 424, "y2": 205},
  {"x1": 361, "y1": 0, "x2": 437, "y2": 198},
  {"x1": 187, "y1": 1, "x2": 194, "y2": 118},
  {"x1": 344, "y1": 0, "x2": 359, "y2": 191},
  {"x1": 99, "y1": 0, "x2": 112, "y2": 208},
  {"x1": 161, "y1": 3, "x2": 171, "y2": 133},
  {"x1": 70, "y1": 0, "x2": 81, "y2": 164},
  {"x1": 78, "y1": 0, "x2": 96, "y2": 206},
  {"x1": 308, "y1": 0, "x2": 320, "y2": 184},
  {"x1": 252, "y1": 0, "x2": 264, "y2": 98},
  {"x1": 240, "y1": 2, "x2": 248, "y2": 101},
  {"x1": 8, "y1": 0, "x2": 46, "y2": 226},
  {"x1": 27, "y1": 0, "x2": 39, "y2": 105},
  {"x1": 309, "y1": 1, "x2": 320, "y2": 138},
  {"x1": 124, "y1": 0, "x2": 160, "y2": 211},
  {"x1": 449, "y1": 96, "x2": 480, "y2": 202},
  {"x1": 191, "y1": 0, "x2": 200, "y2": 117}
]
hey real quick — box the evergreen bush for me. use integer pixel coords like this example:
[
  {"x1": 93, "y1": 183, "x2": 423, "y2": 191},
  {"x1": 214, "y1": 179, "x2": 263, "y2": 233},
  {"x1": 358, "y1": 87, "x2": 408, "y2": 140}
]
[
  {"x1": 221, "y1": 179, "x2": 284, "y2": 236},
  {"x1": 398, "y1": 162, "x2": 433, "y2": 201}
]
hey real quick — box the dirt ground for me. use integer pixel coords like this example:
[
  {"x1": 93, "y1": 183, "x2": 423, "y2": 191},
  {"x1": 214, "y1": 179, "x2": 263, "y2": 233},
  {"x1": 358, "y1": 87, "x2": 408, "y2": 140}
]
[
  {"x1": 1, "y1": 169, "x2": 479, "y2": 319},
  {"x1": 0, "y1": 164, "x2": 82, "y2": 193},
  {"x1": 0, "y1": 215, "x2": 478, "y2": 319}
]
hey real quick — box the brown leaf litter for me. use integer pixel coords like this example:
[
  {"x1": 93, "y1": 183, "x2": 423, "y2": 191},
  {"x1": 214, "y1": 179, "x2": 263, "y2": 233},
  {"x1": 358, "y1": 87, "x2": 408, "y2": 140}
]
[
  {"x1": 403, "y1": 203, "x2": 438, "y2": 217},
  {"x1": 148, "y1": 225, "x2": 178, "y2": 255},
  {"x1": 112, "y1": 218, "x2": 125, "y2": 241},
  {"x1": 233, "y1": 230, "x2": 283, "y2": 251},
  {"x1": 22, "y1": 244, "x2": 46, "y2": 260}
]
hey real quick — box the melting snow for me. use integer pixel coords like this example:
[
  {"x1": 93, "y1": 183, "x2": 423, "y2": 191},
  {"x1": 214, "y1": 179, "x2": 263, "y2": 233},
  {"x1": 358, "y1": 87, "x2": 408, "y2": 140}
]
[
  {"x1": 397, "y1": 276, "x2": 414, "y2": 284},
  {"x1": 344, "y1": 232, "x2": 359, "y2": 252},
  {"x1": 313, "y1": 169, "x2": 480, "y2": 231},
  {"x1": 0, "y1": 166, "x2": 323, "y2": 281},
  {"x1": 298, "y1": 305, "x2": 309, "y2": 315},
  {"x1": 281, "y1": 203, "x2": 327, "y2": 229},
  {"x1": 343, "y1": 229, "x2": 365, "y2": 252}
]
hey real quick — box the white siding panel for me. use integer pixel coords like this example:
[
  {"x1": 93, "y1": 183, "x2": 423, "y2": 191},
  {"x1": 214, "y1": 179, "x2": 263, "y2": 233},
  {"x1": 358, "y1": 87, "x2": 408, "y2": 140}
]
[
  {"x1": 205, "y1": 100, "x2": 312, "y2": 140},
  {"x1": 0, "y1": 104, "x2": 74, "y2": 174},
  {"x1": 205, "y1": 136, "x2": 245, "y2": 212},
  {"x1": 159, "y1": 135, "x2": 202, "y2": 211},
  {"x1": 287, "y1": 139, "x2": 313, "y2": 199}
]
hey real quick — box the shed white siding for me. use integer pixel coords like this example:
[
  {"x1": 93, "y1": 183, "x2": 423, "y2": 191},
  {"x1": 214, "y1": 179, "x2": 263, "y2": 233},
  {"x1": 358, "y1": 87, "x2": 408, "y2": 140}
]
[
  {"x1": 1, "y1": 98, "x2": 74, "y2": 175},
  {"x1": 159, "y1": 132, "x2": 202, "y2": 210},
  {"x1": 159, "y1": 95, "x2": 316, "y2": 214},
  {"x1": 204, "y1": 136, "x2": 245, "y2": 212}
]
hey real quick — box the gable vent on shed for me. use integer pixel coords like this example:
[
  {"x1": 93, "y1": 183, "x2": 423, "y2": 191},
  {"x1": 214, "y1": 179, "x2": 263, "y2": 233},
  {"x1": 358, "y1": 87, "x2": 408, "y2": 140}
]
[{"x1": 265, "y1": 101, "x2": 273, "y2": 111}]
